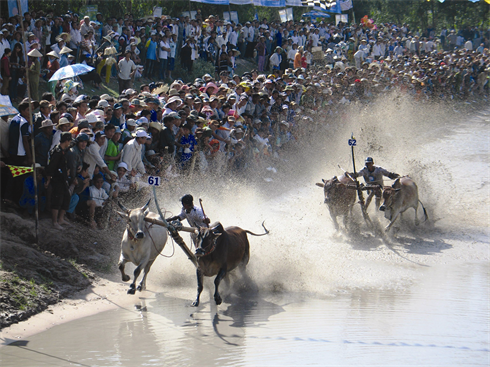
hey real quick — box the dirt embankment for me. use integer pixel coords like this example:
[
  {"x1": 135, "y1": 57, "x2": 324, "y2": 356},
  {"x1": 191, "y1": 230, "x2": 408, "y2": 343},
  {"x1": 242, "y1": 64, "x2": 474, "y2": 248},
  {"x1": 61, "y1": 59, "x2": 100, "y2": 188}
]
[{"x1": 0, "y1": 209, "x2": 121, "y2": 329}]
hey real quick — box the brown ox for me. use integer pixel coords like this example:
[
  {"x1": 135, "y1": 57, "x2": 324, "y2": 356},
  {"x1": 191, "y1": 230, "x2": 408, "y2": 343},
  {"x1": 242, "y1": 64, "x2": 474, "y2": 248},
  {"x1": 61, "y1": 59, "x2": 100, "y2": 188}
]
[
  {"x1": 191, "y1": 222, "x2": 269, "y2": 307},
  {"x1": 379, "y1": 176, "x2": 428, "y2": 232},
  {"x1": 316, "y1": 174, "x2": 356, "y2": 231}
]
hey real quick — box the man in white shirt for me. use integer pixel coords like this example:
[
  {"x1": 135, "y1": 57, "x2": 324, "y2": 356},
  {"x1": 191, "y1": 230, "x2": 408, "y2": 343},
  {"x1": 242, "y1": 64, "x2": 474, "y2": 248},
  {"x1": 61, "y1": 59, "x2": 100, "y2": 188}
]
[
  {"x1": 393, "y1": 42, "x2": 404, "y2": 58},
  {"x1": 117, "y1": 50, "x2": 136, "y2": 94},
  {"x1": 310, "y1": 29, "x2": 320, "y2": 47},
  {"x1": 159, "y1": 34, "x2": 170, "y2": 80},
  {"x1": 228, "y1": 26, "x2": 238, "y2": 47},
  {"x1": 80, "y1": 16, "x2": 94, "y2": 36},
  {"x1": 121, "y1": 130, "x2": 147, "y2": 176},
  {"x1": 287, "y1": 43, "x2": 298, "y2": 68},
  {"x1": 372, "y1": 40, "x2": 383, "y2": 59},
  {"x1": 166, "y1": 194, "x2": 210, "y2": 243},
  {"x1": 216, "y1": 31, "x2": 228, "y2": 48},
  {"x1": 246, "y1": 24, "x2": 255, "y2": 43},
  {"x1": 69, "y1": 21, "x2": 82, "y2": 51}
]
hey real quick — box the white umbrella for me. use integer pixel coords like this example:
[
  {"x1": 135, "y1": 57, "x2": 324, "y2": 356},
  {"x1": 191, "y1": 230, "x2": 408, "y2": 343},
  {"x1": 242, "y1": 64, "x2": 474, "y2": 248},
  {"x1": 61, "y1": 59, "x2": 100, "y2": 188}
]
[{"x1": 48, "y1": 63, "x2": 94, "y2": 82}]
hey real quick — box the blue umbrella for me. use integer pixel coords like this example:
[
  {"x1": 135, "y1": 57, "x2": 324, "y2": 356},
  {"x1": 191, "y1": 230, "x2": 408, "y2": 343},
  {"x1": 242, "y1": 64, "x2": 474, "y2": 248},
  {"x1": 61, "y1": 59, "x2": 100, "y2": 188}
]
[{"x1": 49, "y1": 64, "x2": 95, "y2": 82}]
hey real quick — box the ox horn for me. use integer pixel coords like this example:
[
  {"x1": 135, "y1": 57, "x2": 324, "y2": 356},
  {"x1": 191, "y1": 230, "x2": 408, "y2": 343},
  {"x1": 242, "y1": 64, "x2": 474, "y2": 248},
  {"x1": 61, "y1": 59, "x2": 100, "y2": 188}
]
[
  {"x1": 118, "y1": 201, "x2": 130, "y2": 214},
  {"x1": 141, "y1": 198, "x2": 151, "y2": 211}
]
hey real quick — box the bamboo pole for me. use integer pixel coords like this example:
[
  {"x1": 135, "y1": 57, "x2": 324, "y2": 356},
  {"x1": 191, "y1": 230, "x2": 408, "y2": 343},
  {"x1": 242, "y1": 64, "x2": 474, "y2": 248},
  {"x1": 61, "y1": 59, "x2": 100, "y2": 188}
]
[{"x1": 18, "y1": 0, "x2": 39, "y2": 245}]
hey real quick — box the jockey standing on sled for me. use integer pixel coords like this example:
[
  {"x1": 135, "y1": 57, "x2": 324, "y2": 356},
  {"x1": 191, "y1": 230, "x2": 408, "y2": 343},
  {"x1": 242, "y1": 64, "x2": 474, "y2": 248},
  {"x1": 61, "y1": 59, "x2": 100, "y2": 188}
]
[
  {"x1": 350, "y1": 157, "x2": 400, "y2": 210},
  {"x1": 166, "y1": 194, "x2": 211, "y2": 245}
]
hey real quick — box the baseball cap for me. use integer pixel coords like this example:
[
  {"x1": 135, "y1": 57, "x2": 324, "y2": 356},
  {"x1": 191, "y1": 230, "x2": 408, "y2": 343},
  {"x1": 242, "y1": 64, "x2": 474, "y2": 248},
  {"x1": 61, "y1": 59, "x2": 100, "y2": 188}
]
[
  {"x1": 117, "y1": 162, "x2": 128, "y2": 170},
  {"x1": 134, "y1": 130, "x2": 148, "y2": 138}
]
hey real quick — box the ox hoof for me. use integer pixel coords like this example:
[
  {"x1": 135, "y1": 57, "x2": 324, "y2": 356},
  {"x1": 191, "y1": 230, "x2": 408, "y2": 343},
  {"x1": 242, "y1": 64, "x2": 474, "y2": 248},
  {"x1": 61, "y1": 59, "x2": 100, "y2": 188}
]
[
  {"x1": 127, "y1": 288, "x2": 136, "y2": 295},
  {"x1": 415, "y1": 220, "x2": 420, "y2": 226},
  {"x1": 214, "y1": 295, "x2": 222, "y2": 305},
  {"x1": 137, "y1": 285, "x2": 144, "y2": 292},
  {"x1": 122, "y1": 275, "x2": 130, "y2": 282},
  {"x1": 191, "y1": 300, "x2": 200, "y2": 307}
]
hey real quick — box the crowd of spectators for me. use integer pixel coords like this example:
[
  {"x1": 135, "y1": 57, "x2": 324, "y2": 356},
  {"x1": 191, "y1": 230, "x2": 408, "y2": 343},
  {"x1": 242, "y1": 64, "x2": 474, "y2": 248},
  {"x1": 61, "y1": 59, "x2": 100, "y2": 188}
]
[{"x1": 0, "y1": 9, "x2": 489, "y2": 229}]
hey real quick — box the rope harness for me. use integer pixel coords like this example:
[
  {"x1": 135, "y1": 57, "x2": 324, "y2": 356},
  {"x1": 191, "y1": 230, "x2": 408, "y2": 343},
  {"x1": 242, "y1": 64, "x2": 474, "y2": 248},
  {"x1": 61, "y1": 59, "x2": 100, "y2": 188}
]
[
  {"x1": 126, "y1": 222, "x2": 175, "y2": 258},
  {"x1": 196, "y1": 234, "x2": 218, "y2": 257}
]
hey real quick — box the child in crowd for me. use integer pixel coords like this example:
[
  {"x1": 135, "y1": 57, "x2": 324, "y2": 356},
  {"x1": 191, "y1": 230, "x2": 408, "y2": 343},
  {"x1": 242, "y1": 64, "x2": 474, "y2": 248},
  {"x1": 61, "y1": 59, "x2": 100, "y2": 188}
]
[
  {"x1": 87, "y1": 173, "x2": 109, "y2": 229},
  {"x1": 114, "y1": 162, "x2": 136, "y2": 197}
]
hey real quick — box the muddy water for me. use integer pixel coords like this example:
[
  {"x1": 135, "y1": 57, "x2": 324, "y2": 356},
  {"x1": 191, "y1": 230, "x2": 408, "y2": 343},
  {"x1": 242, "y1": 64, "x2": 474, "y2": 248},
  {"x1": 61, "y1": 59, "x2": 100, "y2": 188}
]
[
  {"x1": 0, "y1": 263, "x2": 488, "y2": 366},
  {"x1": 0, "y1": 100, "x2": 489, "y2": 366}
]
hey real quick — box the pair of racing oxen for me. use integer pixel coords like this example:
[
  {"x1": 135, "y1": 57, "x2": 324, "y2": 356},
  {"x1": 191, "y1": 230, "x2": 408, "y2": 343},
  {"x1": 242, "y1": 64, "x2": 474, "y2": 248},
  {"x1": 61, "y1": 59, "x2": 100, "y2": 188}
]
[
  {"x1": 115, "y1": 174, "x2": 427, "y2": 305},
  {"x1": 316, "y1": 174, "x2": 428, "y2": 233},
  {"x1": 116, "y1": 199, "x2": 268, "y2": 306}
]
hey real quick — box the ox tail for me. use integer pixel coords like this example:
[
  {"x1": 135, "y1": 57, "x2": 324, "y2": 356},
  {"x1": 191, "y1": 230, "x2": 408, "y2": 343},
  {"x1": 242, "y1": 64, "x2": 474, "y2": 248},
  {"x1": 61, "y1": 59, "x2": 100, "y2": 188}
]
[
  {"x1": 244, "y1": 221, "x2": 270, "y2": 237},
  {"x1": 419, "y1": 200, "x2": 429, "y2": 222}
]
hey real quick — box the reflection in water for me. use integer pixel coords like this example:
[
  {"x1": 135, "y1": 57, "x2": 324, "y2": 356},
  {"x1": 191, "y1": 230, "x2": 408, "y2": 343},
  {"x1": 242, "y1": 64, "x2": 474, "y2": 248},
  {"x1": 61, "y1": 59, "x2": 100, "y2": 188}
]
[
  {"x1": 221, "y1": 292, "x2": 285, "y2": 328},
  {"x1": 0, "y1": 263, "x2": 488, "y2": 366}
]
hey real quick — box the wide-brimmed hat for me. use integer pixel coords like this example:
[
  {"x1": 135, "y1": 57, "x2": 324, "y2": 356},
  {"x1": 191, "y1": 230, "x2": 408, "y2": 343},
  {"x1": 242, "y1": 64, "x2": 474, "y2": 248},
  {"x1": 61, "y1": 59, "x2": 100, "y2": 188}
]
[
  {"x1": 203, "y1": 82, "x2": 219, "y2": 94},
  {"x1": 149, "y1": 121, "x2": 163, "y2": 132},
  {"x1": 27, "y1": 49, "x2": 43, "y2": 58},
  {"x1": 165, "y1": 96, "x2": 182, "y2": 107},
  {"x1": 57, "y1": 117, "x2": 73, "y2": 127},
  {"x1": 56, "y1": 32, "x2": 71, "y2": 42},
  {"x1": 40, "y1": 119, "x2": 55, "y2": 128},
  {"x1": 167, "y1": 88, "x2": 179, "y2": 97}
]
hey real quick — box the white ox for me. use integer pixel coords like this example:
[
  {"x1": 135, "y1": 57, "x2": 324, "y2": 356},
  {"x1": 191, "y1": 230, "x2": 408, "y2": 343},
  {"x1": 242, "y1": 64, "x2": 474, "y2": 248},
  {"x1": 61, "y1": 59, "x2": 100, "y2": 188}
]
[
  {"x1": 379, "y1": 176, "x2": 428, "y2": 232},
  {"x1": 117, "y1": 199, "x2": 168, "y2": 294}
]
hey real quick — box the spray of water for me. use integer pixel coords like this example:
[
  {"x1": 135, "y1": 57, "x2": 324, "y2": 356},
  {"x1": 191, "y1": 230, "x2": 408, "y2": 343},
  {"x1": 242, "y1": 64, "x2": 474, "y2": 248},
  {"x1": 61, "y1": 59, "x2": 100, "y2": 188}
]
[{"x1": 116, "y1": 92, "x2": 489, "y2": 297}]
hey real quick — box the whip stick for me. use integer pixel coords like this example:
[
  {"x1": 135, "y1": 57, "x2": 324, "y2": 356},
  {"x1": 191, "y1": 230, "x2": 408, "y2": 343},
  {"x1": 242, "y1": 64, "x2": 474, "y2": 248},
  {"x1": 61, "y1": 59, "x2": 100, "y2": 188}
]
[
  {"x1": 199, "y1": 198, "x2": 209, "y2": 227},
  {"x1": 349, "y1": 134, "x2": 372, "y2": 227},
  {"x1": 337, "y1": 164, "x2": 355, "y2": 181}
]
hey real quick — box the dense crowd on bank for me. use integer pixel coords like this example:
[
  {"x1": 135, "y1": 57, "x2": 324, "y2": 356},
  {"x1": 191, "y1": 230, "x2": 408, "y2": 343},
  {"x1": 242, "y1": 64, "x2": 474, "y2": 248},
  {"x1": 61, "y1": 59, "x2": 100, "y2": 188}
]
[{"x1": 0, "y1": 10, "x2": 489, "y2": 229}]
